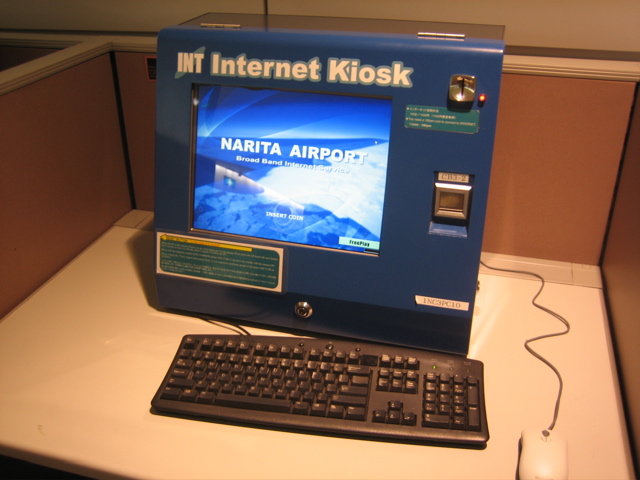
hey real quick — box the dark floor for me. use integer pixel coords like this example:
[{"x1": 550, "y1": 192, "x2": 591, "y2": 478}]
[{"x1": 0, "y1": 455, "x2": 91, "y2": 479}]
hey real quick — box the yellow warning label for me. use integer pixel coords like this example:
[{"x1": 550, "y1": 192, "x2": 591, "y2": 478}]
[{"x1": 160, "y1": 234, "x2": 252, "y2": 252}]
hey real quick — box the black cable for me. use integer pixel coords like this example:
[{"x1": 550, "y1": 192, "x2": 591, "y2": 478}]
[
  {"x1": 192, "y1": 313, "x2": 252, "y2": 336},
  {"x1": 108, "y1": 51, "x2": 137, "y2": 209},
  {"x1": 480, "y1": 260, "x2": 571, "y2": 430}
]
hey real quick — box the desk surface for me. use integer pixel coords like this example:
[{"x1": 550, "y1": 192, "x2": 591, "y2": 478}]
[{"x1": 0, "y1": 211, "x2": 634, "y2": 479}]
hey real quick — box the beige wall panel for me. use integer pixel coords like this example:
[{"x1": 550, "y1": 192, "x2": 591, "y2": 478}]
[
  {"x1": 0, "y1": 54, "x2": 131, "y2": 318},
  {"x1": 115, "y1": 52, "x2": 156, "y2": 211},
  {"x1": 267, "y1": 0, "x2": 640, "y2": 56},
  {"x1": 0, "y1": 0, "x2": 266, "y2": 33},
  {"x1": 483, "y1": 74, "x2": 635, "y2": 264}
]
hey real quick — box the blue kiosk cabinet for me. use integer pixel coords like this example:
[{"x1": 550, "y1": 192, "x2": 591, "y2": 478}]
[{"x1": 154, "y1": 15, "x2": 504, "y2": 355}]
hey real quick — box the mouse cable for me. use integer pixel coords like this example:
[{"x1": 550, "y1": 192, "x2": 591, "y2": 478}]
[{"x1": 480, "y1": 260, "x2": 571, "y2": 431}]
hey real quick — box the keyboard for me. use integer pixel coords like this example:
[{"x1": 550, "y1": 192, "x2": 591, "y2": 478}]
[{"x1": 151, "y1": 334, "x2": 489, "y2": 446}]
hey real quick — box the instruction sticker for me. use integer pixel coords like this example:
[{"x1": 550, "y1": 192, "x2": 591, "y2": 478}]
[
  {"x1": 405, "y1": 105, "x2": 479, "y2": 134},
  {"x1": 157, "y1": 233, "x2": 283, "y2": 292}
]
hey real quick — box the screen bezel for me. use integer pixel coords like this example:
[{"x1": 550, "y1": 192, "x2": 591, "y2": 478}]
[{"x1": 188, "y1": 83, "x2": 393, "y2": 256}]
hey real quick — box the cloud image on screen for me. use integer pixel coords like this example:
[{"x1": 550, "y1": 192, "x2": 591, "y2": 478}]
[{"x1": 192, "y1": 85, "x2": 392, "y2": 253}]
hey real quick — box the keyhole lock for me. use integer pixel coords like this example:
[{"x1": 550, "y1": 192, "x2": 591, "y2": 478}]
[{"x1": 294, "y1": 301, "x2": 313, "y2": 318}]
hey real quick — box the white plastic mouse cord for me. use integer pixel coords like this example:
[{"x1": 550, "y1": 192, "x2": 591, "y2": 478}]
[{"x1": 480, "y1": 260, "x2": 571, "y2": 431}]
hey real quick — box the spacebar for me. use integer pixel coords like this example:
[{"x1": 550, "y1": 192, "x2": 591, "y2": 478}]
[{"x1": 214, "y1": 394, "x2": 292, "y2": 413}]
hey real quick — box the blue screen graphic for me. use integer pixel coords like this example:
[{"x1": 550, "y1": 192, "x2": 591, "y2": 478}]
[{"x1": 192, "y1": 85, "x2": 392, "y2": 253}]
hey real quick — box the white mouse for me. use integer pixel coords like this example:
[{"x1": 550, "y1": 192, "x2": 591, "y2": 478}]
[{"x1": 518, "y1": 428, "x2": 568, "y2": 480}]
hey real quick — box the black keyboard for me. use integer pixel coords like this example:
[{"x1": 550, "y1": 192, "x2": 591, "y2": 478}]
[{"x1": 151, "y1": 334, "x2": 489, "y2": 446}]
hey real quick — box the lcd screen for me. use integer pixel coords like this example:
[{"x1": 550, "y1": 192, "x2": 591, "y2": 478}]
[{"x1": 192, "y1": 85, "x2": 392, "y2": 254}]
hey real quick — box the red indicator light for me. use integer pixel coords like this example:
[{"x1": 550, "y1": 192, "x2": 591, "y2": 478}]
[{"x1": 478, "y1": 93, "x2": 487, "y2": 103}]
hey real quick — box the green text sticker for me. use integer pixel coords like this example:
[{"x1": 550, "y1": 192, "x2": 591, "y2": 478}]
[
  {"x1": 158, "y1": 233, "x2": 283, "y2": 291},
  {"x1": 405, "y1": 105, "x2": 479, "y2": 134}
]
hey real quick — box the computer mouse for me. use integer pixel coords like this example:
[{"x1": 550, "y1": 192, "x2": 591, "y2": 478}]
[{"x1": 518, "y1": 428, "x2": 568, "y2": 480}]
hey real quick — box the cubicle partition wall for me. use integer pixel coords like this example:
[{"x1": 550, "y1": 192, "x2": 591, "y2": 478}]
[
  {"x1": 602, "y1": 85, "x2": 640, "y2": 475},
  {"x1": 0, "y1": 47, "x2": 133, "y2": 318}
]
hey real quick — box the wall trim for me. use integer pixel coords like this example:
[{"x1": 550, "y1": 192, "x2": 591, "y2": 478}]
[{"x1": 1, "y1": 33, "x2": 638, "y2": 97}]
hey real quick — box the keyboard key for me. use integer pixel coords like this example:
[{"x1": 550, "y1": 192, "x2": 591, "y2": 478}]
[
  {"x1": 338, "y1": 385, "x2": 368, "y2": 397},
  {"x1": 171, "y1": 368, "x2": 189, "y2": 378},
  {"x1": 213, "y1": 393, "x2": 291, "y2": 413},
  {"x1": 407, "y1": 357, "x2": 419, "y2": 370},
  {"x1": 347, "y1": 365, "x2": 371, "y2": 376},
  {"x1": 176, "y1": 359, "x2": 192, "y2": 368},
  {"x1": 161, "y1": 387, "x2": 182, "y2": 400},
  {"x1": 423, "y1": 413, "x2": 451, "y2": 428},
  {"x1": 168, "y1": 378, "x2": 195, "y2": 389},
  {"x1": 347, "y1": 352, "x2": 360, "y2": 364},
  {"x1": 468, "y1": 407, "x2": 481, "y2": 431},
  {"x1": 388, "y1": 411, "x2": 401, "y2": 424},
  {"x1": 453, "y1": 416, "x2": 466, "y2": 430},
  {"x1": 280, "y1": 346, "x2": 292, "y2": 358},
  {"x1": 439, "y1": 404, "x2": 451, "y2": 415},
  {"x1": 351, "y1": 375, "x2": 370, "y2": 387},
  {"x1": 376, "y1": 378, "x2": 389, "y2": 391},
  {"x1": 310, "y1": 403, "x2": 326, "y2": 416},
  {"x1": 293, "y1": 401, "x2": 310, "y2": 415},
  {"x1": 181, "y1": 389, "x2": 197, "y2": 402},
  {"x1": 328, "y1": 404, "x2": 345, "y2": 418},
  {"x1": 183, "y1": 337, "x2": 198, "y2": 349},
  {"x1": 330, "y1": 394, "x2": 367, "y2": 407},
  {"x1": 197, "y1": 392, "x2": 214, "y2": 404},
  {"x1": 372, "y1": 410, "x2": 386, "y2": 423},
  {"x1": 391, "y1": 379, "x2": 403, "y2": 392},
  {"x1": 468, "y1": 385, "x2": 479, "y2": 406},
  {"x1": 195, "y1": 380, "x2": 208, "y2": 390},
  {"x1": 345, "y1": 406, "x2": 366, "y2": 421},
  {"x1": 402, "y1": 412, "x2": 417, "y2": 426}
]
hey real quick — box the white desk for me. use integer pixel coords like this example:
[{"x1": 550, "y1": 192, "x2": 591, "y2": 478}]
[{"x1": 0, "y1": 211, "x2": 634, "y2": 479}]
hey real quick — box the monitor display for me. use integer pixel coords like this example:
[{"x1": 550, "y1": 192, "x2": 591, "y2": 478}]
[{"x1": 192, "y1": 85, "x2": 392, "y2": 254}]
